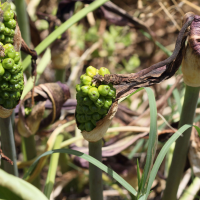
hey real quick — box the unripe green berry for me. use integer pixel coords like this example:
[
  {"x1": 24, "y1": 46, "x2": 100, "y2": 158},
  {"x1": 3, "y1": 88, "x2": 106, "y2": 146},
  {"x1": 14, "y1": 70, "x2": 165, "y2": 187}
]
[
  {"x1": 88, "y1": 87, "x2": 99, "y2": 101},
  {"x1": 81, "y1": 75, "x2": 92, "y2": 85},
  {"x1": 4, "y1": 19, "x2": 16, "y2": 29},
  {"x1": 4, "y1": 36, "x2": 13, "y2": 44},
  {"x1": 78, "y1": 123, "x2": 85, "y2": 131},
  {"x1": 3, "y1": 10, "x2": 14, "y2": 22},
  {"x1": 107, "y1": 87, "x2": 116, "y2": 99},
  {"x1": 0, "y1": 33, "x2": 5, "y2": 41},
  {"x1": 3, "y1": 70, "x2": 11, "y2": 81},
  {"x1": 103, "y1": 98, "x2": 113, "y2": 109},
  {"x1": 98, "y1": 108, "x2": 108, "y2": 115},
  {"x1": 85, "y1": 121, "x2": 95, "y2": 132},
  {"x1": 14, "y1": 52, "x2": 20, "y2": 63},
  {"x1": 1, "y1": 82, "x2": 9, "y2": 90},
  {"x1": 2, "y1": 91, "x2": 9, "y2": 99},
  {"x1": 0, "y1": 23, "x2": 5, "y2": 32},
  {"x1": 82, "y1": 105, "x2": 91, "y2": 114},
  {"x1": 2, "y1": 58, "x2": 14, "y2": 69},
  {"x1": 4, "y1": 27, "x2": 11, "y2": 36},
  {"x1": 83, "y1": 96, "x2": 93, "y2": 106},
  {"x1": 0, "y1": 63, "x2": 5, "y2": 76},
  {"x1": 98, "y1": 85, "x2": 110, "y2": 96},
  {"x1": 98, "y1": 67, "x2": 110, "y2": 77},
  {"x1": 3, "y1": 99, "x2": 14, "y2": 109},
  {"x1": 5, "y1": 48, "x2": 16, "y2": 59},
  {"x1": 76, "y1": 84, "x2": 81, "y2": 92},
  {"x1": 76, "y1": 114, "x2": 86, "y2": 123},
  {"x1": 92, "y1": 112, "x2": 101, "y2": 121},
  {"x1": 85, "y1": 115, "x2": 92, "y2": 121},
  {"x1": 86, "y1": 66, "x2": 97, "y2": 78},
  {"x1": 89, "y1": 104, "x2": 99, "y2": 113},
  {"x1": 4, "y1": 43, "x2": 14, "y2": 50},
  {"x1": 80, "y1": 85, "x2": 91, "y2": 97},
  {"x1": 94, "y1": 96, "x2": 105, "y2": 108},
  {"x1": 76, "y1": 104, "x2": 83, "y2": 114}
]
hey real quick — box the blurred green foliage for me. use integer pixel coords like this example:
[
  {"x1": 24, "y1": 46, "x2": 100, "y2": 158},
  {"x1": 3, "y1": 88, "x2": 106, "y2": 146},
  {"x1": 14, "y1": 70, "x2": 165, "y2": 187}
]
[{"x1": 70, "y1": 22, "x2": 140, "y2": 73}]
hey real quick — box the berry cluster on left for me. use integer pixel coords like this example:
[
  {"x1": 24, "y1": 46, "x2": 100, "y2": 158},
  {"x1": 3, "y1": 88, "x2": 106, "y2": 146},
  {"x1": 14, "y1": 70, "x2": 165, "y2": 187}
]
[{"x1": 0, "y1": 3, "x2": 24, "y2": 109}]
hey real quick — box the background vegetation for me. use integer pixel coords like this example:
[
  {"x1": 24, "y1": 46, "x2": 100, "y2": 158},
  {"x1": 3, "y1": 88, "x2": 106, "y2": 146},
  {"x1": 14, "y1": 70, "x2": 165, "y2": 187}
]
[{"x1": 1, "y1": 0, "x2": 200, "y2": 200}]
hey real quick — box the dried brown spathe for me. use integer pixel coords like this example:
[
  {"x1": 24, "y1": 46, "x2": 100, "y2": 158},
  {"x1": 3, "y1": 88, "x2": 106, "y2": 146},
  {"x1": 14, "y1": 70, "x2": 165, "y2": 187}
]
[{"x1": 17, "y1": 82, "x2": 70, "y2": 137}]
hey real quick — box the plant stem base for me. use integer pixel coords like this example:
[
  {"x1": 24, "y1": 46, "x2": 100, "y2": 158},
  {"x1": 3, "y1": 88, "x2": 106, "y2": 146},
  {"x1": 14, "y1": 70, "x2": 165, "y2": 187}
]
[
  {"x1": 0, "y1": 116, "x2": 18, "y2": 176},
  {"x1": 89, "y1": 140, "x2": 103, "y2": 200},
  {"x1": 162, "y1": 85, "x2": 200, "y2": 200}
]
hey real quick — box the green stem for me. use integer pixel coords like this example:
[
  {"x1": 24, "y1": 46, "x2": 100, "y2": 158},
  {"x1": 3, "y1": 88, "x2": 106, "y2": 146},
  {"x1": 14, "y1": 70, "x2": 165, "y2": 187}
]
[
  {"x1": 44, "y1": 135, "x2": 64, "y2": 199},
  {"x1": 89, "y1": 140, "x2": 103, "y2": 200},
  {"x1": 15, "y1": 0, "x2": 30, "y2": 45},
  {"x1": 55, "y1": 68, "x2": 66, "y2": 83},
  {"x1": 0, "y1": 116, "x2": 18, "y2": 176},
  {"x1": 15, "y1": 0, "x2": 31, "y2": 77},
  {"x1": 21, "y1": 135, "x2": 40, "y2": 188},
  {"x1": 162, "y1": 85, "x2": 200, "y2": 200}
]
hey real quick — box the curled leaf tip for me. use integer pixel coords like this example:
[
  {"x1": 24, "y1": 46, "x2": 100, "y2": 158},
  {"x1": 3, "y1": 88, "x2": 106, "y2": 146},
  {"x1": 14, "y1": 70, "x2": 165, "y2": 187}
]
[{"x1": 189, "y1": 15, "x2": 200, "y2": 56}]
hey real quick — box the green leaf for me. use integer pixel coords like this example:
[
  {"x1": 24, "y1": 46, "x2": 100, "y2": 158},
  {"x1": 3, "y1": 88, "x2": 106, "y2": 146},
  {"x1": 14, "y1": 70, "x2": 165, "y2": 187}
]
[
  {"x1": 118, "y1": 87, "x2": 144, "y2": 103},
  {"x1": 141, "y1": 124, "x2": 200, "y2": 200},
  {"x1": 0, "y1": 169, "x2": 48, "y2": 200},
  {"x1": 173, "y1": 88, "x2": 182, "y2": 115},
  {"x1": 136, "y1": 159, "x2": 141, "y2": 187},
  {"x1": 140, "y1": 88, "x2": 157, "y2": 194},
  {"x1": 24, "y1": 149, "x2": 137, "y2": 196}
]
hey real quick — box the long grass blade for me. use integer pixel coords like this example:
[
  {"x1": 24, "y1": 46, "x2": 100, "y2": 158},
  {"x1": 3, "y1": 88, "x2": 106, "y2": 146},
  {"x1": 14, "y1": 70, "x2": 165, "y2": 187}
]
[
  {"x1": 44, "y1": 135, "x2": 64, "y2": 198},
  {"x1": 173, "y1": 88, "x2": 182, "y2": 115},
  {"x1": 23, "y1": 149, "x2": 137, "y2": 196},
  {"x1": 140, "y1": 88, "x2": 157, "y2": 194},
  {"x1": 141, "y1": 125, "x2": 200, "y2": 200}
]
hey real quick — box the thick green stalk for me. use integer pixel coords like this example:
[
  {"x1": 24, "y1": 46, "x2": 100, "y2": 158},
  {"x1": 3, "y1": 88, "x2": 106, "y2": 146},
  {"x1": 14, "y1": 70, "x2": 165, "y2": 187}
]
[
  {"x1": 21, "y1": 135, "x2": 40, "y2": 188},
  {"x1": 162, "y1": 85, "x2": 200, "y2": 200},
  {"x1": 55, "y1": 68, "x2": 66, "y2": 83},
  {"x1": 0, "y1": 116, "x2": 18, "y2": 176},
  {"x1": 15, "y1": 0, "x2": 40, "y2": 187},
  {"x1": 89, "y1": 140, "x2": 103, "y2": 200},
  {"x1": 15, "y1": 0, "x2": 31, "y2": 77},
  {"x1": 44, "y1": 135, "x2": 64, "y2": 199}
]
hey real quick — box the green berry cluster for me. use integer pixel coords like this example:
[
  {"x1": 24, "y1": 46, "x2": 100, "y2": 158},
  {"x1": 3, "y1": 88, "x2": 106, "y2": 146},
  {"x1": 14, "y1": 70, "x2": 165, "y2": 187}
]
[
  {"x1": 76, "y1": 66, "x2": 116, "y2": 132},
  {"x1": 0, "y1": 3, "x2": 16, "y2": 44},
  {"x1": 0, "y1": 3, "x2": 24, "y2": 109}
]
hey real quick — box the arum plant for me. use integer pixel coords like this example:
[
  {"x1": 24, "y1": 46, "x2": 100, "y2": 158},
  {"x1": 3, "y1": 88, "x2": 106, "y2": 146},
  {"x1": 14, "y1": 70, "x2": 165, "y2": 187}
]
[
  {"x1": 75, "y1": 66, "x2": 118, "y2": 200},
  {"x1": 0, "y1": 1, "x2": 36, "y2": 176}
]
